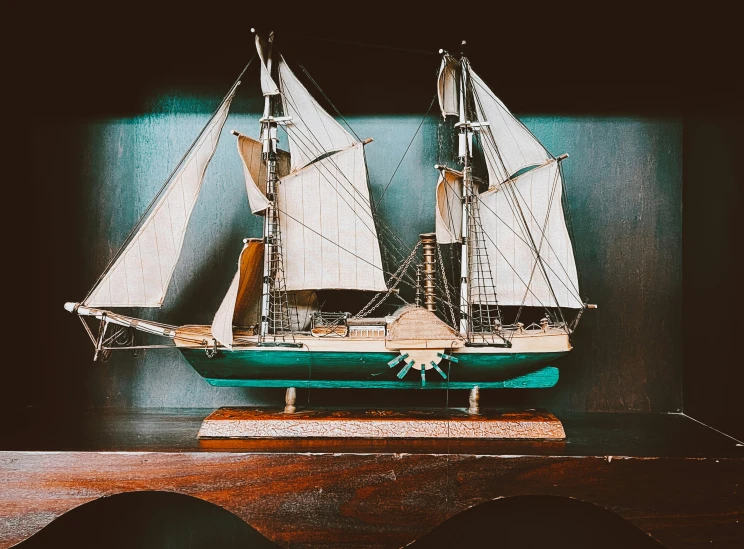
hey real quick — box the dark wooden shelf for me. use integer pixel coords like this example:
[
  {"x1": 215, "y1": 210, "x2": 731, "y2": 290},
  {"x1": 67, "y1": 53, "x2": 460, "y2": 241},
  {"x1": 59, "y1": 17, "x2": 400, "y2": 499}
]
[
  {"x1": 2, "y1": 409, "x2": 742, "y2": 548},
  {"x1": 3, "y1": 407, "x2": 741, "y2": 457}
]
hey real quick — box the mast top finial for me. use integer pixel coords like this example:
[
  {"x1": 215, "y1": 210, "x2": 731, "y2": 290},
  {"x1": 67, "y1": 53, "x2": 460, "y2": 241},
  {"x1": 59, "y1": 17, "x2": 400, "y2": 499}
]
[
  {"x1": 438, "y1": 48, "x2": 444, "y2": 54},
  {"x1": 251, "y1": 27, "x2": 256, "y2": 33}
]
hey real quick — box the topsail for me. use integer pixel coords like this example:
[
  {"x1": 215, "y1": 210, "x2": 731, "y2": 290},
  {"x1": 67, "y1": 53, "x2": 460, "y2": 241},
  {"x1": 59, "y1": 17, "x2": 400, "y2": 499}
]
[
  {"x1": 469, "y1": 67, "x2": 551, "y2": 186},
  {"x1": 85, "y1": 87, "x2": 237, "y2": 308},
  {"x1": 437, "y1": 55, "x2": 459, "y2": 118},
  {"x1": 277, "y1": 57, "x2": 357, "y2": 172}
]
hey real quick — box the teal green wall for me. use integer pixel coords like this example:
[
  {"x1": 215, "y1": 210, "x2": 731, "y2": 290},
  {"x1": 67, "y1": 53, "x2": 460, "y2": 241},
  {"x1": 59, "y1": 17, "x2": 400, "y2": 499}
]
[{"x1": 34, "y1": 89, "x2": 682, "y2": 411}]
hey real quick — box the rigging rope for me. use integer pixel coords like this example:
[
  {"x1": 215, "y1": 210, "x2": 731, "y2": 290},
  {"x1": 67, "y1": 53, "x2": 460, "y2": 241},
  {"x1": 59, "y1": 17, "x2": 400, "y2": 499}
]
[
  {"x1": 374, "y1": 94, "x2": 437, "y2": 211},
  {"x1": 437, "y1": 244, "x2": 457, "y2": 327},
  {"x1": 354, "y1": 241, "x2": 422, "y2": 318}
]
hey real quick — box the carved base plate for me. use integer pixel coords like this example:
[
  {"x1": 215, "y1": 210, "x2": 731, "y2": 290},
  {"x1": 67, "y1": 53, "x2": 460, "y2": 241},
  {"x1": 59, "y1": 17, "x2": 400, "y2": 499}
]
[{"x1": 197, "y1": 408, "x2": 566, "y2": 440}]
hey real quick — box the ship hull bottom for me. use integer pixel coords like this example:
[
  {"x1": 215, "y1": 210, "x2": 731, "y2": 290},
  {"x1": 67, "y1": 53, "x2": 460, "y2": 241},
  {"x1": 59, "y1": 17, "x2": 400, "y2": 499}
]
[{"x1": 179, "y1": 348, "x2": 568, "y2": 389}]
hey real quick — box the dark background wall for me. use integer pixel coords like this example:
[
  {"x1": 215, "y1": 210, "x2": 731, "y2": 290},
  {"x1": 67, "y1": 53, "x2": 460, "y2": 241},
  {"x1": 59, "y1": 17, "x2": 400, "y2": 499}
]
[{"x1": 14, "y1": 11, "x2": 740, "y2": 432}]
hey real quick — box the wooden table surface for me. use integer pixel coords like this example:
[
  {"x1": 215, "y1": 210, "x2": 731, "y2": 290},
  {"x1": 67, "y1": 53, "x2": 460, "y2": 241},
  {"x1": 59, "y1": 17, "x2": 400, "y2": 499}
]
[{"x1": 2, "y1": 409, "x2": 742, "y2": 548}]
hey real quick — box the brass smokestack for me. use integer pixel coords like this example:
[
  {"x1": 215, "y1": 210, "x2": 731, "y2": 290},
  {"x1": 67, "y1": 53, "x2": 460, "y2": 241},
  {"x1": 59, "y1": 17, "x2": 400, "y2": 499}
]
[{"x1": 420, "y1": 233, "x2": 436, "y2": 312}]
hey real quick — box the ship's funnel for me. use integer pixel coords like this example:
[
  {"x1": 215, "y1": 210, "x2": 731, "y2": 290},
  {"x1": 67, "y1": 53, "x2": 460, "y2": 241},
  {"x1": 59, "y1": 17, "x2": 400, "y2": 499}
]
[{"x1": 420, "y1": 233, "x2": 436, "y2": 312}]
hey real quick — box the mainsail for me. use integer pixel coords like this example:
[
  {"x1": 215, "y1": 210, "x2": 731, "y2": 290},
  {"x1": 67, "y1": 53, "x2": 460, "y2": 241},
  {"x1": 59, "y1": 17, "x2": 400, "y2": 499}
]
[
  {"x1": 211, "y1": 238, "x2": 321, "y2": 346},
  {"x1": 473, "y1": 162, "x2": 582, "y2": 308},
  {"x1": 85, "y1": 87, "x2": 237, "y2": 308},
  {"x1": 435, "y1": 57, "x2": 582, "y2": 310},
  {"x1": 277, "y1": 142, "x2": 386, "y2": 291}
]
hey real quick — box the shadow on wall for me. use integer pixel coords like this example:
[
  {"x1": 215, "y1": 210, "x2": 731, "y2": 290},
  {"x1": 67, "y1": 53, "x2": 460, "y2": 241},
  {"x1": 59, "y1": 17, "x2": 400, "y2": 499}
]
[
  {"x1": 410, "y1": 495, "x2": 666, "y2": 549},
  {"x1": 17, "y1": 491, "x2": 280, "y2": 549}
]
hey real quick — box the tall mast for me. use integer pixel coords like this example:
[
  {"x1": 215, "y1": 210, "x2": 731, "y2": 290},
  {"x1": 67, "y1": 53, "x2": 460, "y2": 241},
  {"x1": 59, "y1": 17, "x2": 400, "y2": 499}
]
[
  {"x1": 259, "y1": 93, "x2": 276, "y2": 338},
  {"x1": 457, "y1": 41, "x2": 471, "y2": 338},
  {"x1": 255, "y1": 30, "x2": 293, "y2": 340}
]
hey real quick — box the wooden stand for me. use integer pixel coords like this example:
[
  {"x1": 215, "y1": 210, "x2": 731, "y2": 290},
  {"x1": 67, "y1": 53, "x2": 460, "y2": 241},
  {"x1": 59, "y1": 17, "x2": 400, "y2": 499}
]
[
  {"x1": 197, "y1": 407, "x2": 566, "y2": 440},
  {"x1": 3, "y1": 410, "x2": 742, "y2": 548}
]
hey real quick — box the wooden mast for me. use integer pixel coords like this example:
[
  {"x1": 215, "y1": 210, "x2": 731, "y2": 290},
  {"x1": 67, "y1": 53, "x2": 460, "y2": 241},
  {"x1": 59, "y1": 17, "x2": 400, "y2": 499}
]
[
  {"x1": 255, "y1": 29, "x2": 292, "y2": 340},
  {"x1": 258, "y1": 30, "x2": 275, "y2": 339},
  {"x1": 457, "y1": 41, "x2": 471, "y2": 339}
]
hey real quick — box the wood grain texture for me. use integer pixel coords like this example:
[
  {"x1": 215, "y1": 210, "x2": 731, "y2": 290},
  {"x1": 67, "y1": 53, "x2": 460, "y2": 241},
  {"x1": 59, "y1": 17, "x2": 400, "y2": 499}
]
[
  {"x1": 197, "y1": 407, "x2": 566, "y2": 439},
  {"x1": 2, "y1": 451, "x2": 741, "y2": 549},
  {"x1": 2, "y1": 411, "x2": 742, "y2": 549}
]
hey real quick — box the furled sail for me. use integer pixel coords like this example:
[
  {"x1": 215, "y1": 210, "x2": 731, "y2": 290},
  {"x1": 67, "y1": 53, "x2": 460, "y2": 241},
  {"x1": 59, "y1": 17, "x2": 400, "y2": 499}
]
[
  {"x1": 277, "y1": 57, "x2": 357, "y2": 172},
  {"x1": 469, "y1": 67, "x2": 551, "y2": 186},
  {"x1": 236, "y1": 134, "x2": 290, "y2": 214},
  {"x1": 437, "y1": 54, "x2": 459, "y2": 118},
  {"x1": 212, "y1": 240, "x2": 320, "y2": 346},
  {"x1": 277, "y1": 142, "x2": 387, "y2": 292},
  {"x1": 435, "y1": 168, "x2": 463, "y2": 244},
  {"x1": 256, "y1": 33, "x2": 279, "y2": 96},
  {"x1": 211, "y1": 239, "x2": 264, "y2": 347},
  {"x1": 472, "y1": 162, "x2": 582, "y2": 308},
  {"x1": 84, "y1": 89, "x2": 237, "y2": 308}
]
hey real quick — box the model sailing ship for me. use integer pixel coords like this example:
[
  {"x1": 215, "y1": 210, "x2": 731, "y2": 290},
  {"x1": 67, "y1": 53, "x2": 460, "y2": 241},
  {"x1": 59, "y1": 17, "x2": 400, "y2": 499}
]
[{"x1": 65, "y1": 34, "x2": 593, "y2": 391}]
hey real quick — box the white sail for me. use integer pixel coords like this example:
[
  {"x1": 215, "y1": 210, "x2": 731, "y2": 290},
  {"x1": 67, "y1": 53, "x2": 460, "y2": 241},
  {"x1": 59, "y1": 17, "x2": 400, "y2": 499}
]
[
  {"x1": 277, "y1": 142, "x2": 387, "y2": 292},
  {"x1": 85, "y1": 91, "x2": 236, "y2": 308},
  {"x1": 236, "y1": 134, "x2": 290, "y2": 214},
  {"x1": 437, "y1": 55, "x2": 459, "y2": 118},
  {"x1": 255, "y1": 34, "x2": 279, "y2": 96},
  {"x1": 469, "y1": 67, "x2": 551, "y2": 186},
  {"x1": 435, "y1": 168, "x2": 463, "y2": 244},
  {"x1": 212, "y1": 239, "x2": 264, "y2": 347},
  {"x1": 472, "y1": 162, "x2": 582, "y2": 308},
  {"x1": 277, "y1": 57, "x2": 357, "y2": 172}
]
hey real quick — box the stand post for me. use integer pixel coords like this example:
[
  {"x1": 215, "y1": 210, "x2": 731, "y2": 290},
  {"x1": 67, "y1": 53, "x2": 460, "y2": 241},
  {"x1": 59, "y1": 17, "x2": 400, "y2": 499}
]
[
  {"x1": 284, "y1": 387, "x2": 296, "y2": 414},
  {"x1": 468, "y1": 386, "x2": 480, "y2": 415}
]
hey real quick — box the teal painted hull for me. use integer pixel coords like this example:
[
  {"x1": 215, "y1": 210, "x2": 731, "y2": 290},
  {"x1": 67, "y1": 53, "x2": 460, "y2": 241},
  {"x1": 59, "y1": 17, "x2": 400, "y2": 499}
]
[{"x1": 179, "y1": 348, "x2": 568, "y2": 389}]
